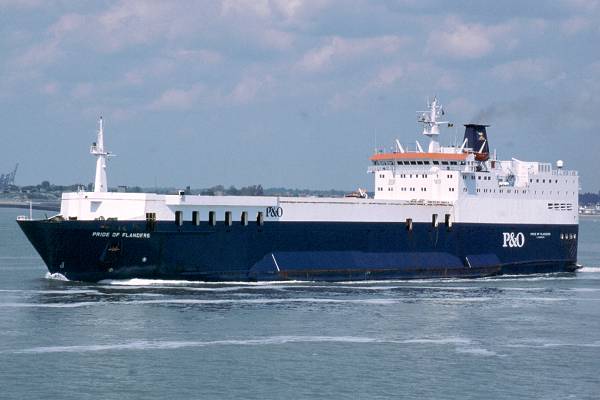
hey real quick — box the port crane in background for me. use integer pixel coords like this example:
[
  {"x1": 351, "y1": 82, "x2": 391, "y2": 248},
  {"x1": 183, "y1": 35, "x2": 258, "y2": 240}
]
[{"x1": 0, "y1": 163, "x2": 18, "y2": 191}]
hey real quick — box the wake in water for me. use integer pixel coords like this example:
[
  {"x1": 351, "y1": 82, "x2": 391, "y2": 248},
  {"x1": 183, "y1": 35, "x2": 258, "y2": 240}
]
[
  {"x1": 45, "y1": 272, "x2": 69, "y2": 281},
  {"x1": 579, "y1": 267, "x2": 600, "y2": 273},
  {"x1": 6, "y1": 335, "x2": 476, "y2": 354}
]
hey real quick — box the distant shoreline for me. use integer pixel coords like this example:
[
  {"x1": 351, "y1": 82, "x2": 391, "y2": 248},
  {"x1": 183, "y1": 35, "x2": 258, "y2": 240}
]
[{"x1": 0, "y1": 201, "x2": 60, "y2": 212}]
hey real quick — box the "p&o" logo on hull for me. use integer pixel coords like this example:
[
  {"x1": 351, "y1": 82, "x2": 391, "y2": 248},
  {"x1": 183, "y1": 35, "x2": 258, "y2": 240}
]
[{"x1": 502, "y1": 232, "x2": 525, "y2": 248}]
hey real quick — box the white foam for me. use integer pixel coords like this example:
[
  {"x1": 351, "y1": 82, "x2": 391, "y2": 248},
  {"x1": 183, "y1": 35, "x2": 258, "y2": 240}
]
[
  {"x1": 400, "y1": 338, "x2": 471, "y2": 345},
  {"x1": 579, "y1": 267, "x2": 600, "y2": 273},
  {"x1": 1, "y1": 301, "x2": 101, "y2": 308},
  {"x1": 8, "y1": 335, "x2": 476, "y2": 354},
  {"x1": 45, "y1": 272, "x2": 69, "y2": 281},
  {"x1": 0, "y1": 289, "x2": 100, "y2": 295},
  {"x1": 97, "y1": 284, "x2": 289, "y2": 292},
  {"x1": 99, "y1": 279, "x2": 306, "y2": 287},
  {"x1": 455, "y1": 347, "x2": 498, "y2": 356},
  {"x1": 0, "y1": 297, "x2": 399, "y2": 308},
  {"x1": 505, "y1": 342, "x2": 600, "y2": 349}
]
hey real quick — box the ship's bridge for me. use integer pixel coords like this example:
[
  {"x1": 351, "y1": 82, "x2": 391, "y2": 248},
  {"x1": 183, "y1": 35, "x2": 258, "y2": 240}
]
[
  {"x1": 369, "y1": 151, "x2": 470, "y2": 169},
  {"x1": 368, "y1": 150, "x2": 476, "y2": 202}
]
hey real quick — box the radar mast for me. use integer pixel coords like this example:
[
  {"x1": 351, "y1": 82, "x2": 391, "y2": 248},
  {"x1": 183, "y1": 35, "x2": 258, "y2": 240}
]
[
  {"x1": 417, "y1": 97, "x2": 448, "y2": 153},
  {"x1": 90, "y1": 117, "x2": 114, "y2": 192}
]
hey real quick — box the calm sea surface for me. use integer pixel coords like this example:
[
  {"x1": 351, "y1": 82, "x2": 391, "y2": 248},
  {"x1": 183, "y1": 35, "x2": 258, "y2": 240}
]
[{"x1": 0, "y1": 207, "x2": 599, "y2": 399}]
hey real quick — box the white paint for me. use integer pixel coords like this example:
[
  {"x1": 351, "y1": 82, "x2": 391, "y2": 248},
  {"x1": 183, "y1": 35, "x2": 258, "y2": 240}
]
[{"x1": 90, "y1": 117, "x2": 112, "y2": 192}]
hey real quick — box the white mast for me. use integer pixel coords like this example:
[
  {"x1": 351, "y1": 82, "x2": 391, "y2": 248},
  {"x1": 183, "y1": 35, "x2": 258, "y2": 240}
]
[
  {"x1": 417, "y1": 97, "x2": 448, "y2": 153},
  {"x1": 90, "y1": 117, "x2": 113, "y2": 192}
]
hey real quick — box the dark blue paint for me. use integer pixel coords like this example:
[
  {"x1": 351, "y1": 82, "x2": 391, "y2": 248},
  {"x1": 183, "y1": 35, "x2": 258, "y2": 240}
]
[{"x1": 17, "y1": 219, "x2": 579, "y2": 282}]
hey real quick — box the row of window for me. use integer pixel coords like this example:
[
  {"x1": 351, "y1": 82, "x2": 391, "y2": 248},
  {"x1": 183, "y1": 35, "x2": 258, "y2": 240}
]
[
  {"x1": 380, "y1": 173, "x2": 456, "y2": 179},
  {"x1": 374, "y1": 160, "x2": 464, "y2": 166},
  {"x1": 163, "y1": 211, "x2": 266, "y2": 227},
  {"x1": 531, "y1": 178, "x2": 560, "y2": 184},
  {"x1": 463, "y1": 175, "x2": 492, "y2": 180},
  {"x1": 472, "y1": 188, "x2": 576, "y2": 196},
  {"x1": 377, "y1": 187, "x2": 457, "y2": 192},
  {"x1": 548, "y1": 203, "x2": 574, "y2": 211}
]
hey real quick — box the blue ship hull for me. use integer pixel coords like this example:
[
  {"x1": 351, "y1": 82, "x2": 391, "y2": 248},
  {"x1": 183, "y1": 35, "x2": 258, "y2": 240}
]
[{"x1": 17, "y1": 220, "x2": 579, "y2": 282}]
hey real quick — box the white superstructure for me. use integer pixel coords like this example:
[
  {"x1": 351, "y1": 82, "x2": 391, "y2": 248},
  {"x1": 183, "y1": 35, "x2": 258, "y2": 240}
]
[{"x1": 60, "y1": 101, "x2": 578, "y2": 227}]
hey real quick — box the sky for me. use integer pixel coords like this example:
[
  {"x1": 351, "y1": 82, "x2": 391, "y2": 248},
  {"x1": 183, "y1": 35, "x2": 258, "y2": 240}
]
[{"x1": 1, "y1": 0, "x2": 599, "y2": 192}]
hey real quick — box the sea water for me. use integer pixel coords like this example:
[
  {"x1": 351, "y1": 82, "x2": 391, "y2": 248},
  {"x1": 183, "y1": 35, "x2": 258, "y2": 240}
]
[{"x1": 0, "y1": 207, "x2": 599, "y2": 399}]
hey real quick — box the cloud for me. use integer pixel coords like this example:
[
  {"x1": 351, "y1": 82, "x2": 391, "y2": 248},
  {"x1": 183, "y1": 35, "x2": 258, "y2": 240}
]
[
  {"x1": 40, "y1": 81, "x2": 59, "y2": 95},
  {"x1": 427, "y1": 18, "x2": 515, "y2": 59},
  {"x1": 561, "y1": 0, "x2": 600, "y2": 12},
  {"x1": 220, "y1": 0, "x2": 331, "y2": 24},
  {"x1": 13, "y1": 40, "x2": 61, "y2": 69},
  {"x1": 367, "y1": 65, "x2": 404, "y2": 88},
  {"x1": 148, "y1": 84, "x2": 205, "y2": 111},
  {"x1": 229, "y1": 75, "x2": 274, "y2": 104},
  {"x1": 122, "y1": 50, "x2": 221, "y2": 86},
  {"x1": 0, "y1": 0, "x2": 45, "y2": 8},
  {"x1": 491, "y1": 58, "x2": 553, "y2": 82},
  {"x1": 70, "y1": 82, "x2": 95, "y2": 99},
  {"x1": 297, "y1": 35, "x2": 405, "y2": 72},
  {"x1": 560, "y1": 16, "x2": 592, "y2": 35}
]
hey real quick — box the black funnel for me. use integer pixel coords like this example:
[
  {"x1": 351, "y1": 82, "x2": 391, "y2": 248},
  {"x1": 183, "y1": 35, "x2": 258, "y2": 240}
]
[{"x1": 463, "y1": 124, "x2": 490, "y2": 161}]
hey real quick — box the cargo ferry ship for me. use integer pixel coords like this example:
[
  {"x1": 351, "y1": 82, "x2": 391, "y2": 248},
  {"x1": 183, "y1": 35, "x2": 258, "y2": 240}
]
[{"x1": 17, "y1": 98, "x2": 580, "y2": 282}]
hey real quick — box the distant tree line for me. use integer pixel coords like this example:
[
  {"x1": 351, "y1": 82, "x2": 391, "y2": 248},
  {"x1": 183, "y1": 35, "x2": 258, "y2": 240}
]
[
  {"x1": 6, "y1": 181, "x2": 600, "y2": 203},
  {"x1": 199, "y1": 185, "x2": 264, "y2": 196}
]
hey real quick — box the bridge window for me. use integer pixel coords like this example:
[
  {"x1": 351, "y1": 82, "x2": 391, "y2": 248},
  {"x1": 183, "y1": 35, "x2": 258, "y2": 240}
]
[
  {"x1": 433, "y1": 161, "x2": 439, "y2": 165},
  {"x1": 241, "y1": 211, "x2": 248, "y2": 226},
  {"x1": 209, "y1": 211, "x2": 216, "y2": 226},
  {"x1": 257, "y1": 211, "x2": 264, "y2": 226},
  {"x1": 192, "y1": 211, "x2": 200, "y2": 226},
  {"x1": 225, "y1": 211, "x2": 232, "y2": 226}
]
